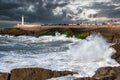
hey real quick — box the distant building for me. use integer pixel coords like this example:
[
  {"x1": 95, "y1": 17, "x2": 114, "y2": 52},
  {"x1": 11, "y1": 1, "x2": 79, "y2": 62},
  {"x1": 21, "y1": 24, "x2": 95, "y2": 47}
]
[
  {"x1": 68, "y1": 24, "x2": 77, "y2": 26},
  {"x1": 108, "y1": 19, "x2": 120, "y2": 24}
]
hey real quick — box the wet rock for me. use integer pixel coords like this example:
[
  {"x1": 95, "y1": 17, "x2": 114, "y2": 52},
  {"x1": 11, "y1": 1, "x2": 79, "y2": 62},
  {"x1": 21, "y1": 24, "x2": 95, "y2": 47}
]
[
  {"x1": 93, "y1": 67, "x2": 115, "y2": 78},
  {"x1": 93, "y1": 67, "x2": 120, "y2": 80},
  {"x1": 0, "y1": 73, "x2": 10, "y2": 80},
  {"x1": 10, "y1": 68, "x2": 77, "y2": 80},
  {"x1": 76, "y1": 66, "x2": 120, "y2": 80},
  {"x1": 112, "y1": 44, "x2": 120, "y2": 63},
  {"x1": 115, "y1": 76, "x2": 120, "y2": 80},
  {"x1": 100, "y1": 32, "x2": 114, "y2": 42}
]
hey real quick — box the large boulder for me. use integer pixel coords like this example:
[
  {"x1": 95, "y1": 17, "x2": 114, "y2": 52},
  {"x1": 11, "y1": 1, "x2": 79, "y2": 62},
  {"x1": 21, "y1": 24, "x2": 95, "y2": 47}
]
[{"x1": 10, "y1": 68, "x2": 77, "y2": 80}]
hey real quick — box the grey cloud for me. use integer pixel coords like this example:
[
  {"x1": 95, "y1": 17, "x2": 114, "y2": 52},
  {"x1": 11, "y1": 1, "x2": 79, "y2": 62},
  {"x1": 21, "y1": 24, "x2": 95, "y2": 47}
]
[
  {"x1": 0, "y1": 0, "x2": 120, "y2": 24},
  {"x1": 92, "y1": 1, "x2": 120, "y2": 18}
]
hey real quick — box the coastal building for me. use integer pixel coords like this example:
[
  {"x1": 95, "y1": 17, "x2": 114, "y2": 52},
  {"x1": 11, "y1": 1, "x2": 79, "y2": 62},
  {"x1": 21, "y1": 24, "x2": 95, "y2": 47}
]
[
  {"x1": 109, "y1": 19, "x2": 120, "y2": 24},
  {"x1": 16, "y1": 16, "x2": 41, "y2": 28},
  {"x1": 68, "y1": 24, "x2": 77, "y2": 26}
]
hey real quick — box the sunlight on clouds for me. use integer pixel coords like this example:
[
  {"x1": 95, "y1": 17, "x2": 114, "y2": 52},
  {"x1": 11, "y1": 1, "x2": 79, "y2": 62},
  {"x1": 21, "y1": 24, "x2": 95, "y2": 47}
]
[
  {"x1": 27, "y1": 5, "x2": 35, "y2": 13},
  {"x1": 52, "y1": 0, "x2": 111, "y2": 21}
]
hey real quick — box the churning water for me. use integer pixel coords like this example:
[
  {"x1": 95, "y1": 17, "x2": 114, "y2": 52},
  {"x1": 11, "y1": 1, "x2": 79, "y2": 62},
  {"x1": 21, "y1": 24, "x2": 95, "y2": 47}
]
[{"x1": 0, "y1": 33, "x2": 119, "y2": 79}]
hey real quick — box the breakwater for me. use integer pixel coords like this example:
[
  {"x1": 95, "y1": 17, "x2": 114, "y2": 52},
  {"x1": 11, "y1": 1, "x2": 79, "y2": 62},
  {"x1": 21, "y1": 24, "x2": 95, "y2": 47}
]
[{"x1": 1, "y1": 25, "x2": 120, "y2": 42}]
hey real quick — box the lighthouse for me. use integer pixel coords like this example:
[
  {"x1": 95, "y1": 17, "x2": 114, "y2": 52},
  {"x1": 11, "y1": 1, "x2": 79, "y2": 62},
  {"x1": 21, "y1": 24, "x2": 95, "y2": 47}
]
[
  {"x1": 15, "y1": 15, "x2": 41, "y2": 28},
  {"x1": 22, "y1": 15, "x2": 24, "y2": 25}
]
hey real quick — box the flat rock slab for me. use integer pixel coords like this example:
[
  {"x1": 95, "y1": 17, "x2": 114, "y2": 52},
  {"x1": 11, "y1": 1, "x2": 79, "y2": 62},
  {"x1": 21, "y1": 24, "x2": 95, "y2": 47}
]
[{"x1": 10, "y1": 68, "x2": 77, "y2": 80}]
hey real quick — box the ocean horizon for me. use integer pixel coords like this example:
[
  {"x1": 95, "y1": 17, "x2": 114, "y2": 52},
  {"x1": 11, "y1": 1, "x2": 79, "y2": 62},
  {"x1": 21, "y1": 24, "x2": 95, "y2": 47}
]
[{"x1": 0, "y1": 22, "x2": 16, "y2": 28}]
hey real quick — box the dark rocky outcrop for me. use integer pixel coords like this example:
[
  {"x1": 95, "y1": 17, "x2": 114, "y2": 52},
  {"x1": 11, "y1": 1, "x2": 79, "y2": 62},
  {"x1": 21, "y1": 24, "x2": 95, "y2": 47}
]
[
  {"x1": 0, "y1": 28, "x2": 34, "y2": 36},
  {"x1": 0, "y1": 27, "x2": 90, "y2": 38},
  {"x1": 1, "y1": 27, "x2": 120, "y2": 41},
  {"x1": 10, "y1": 68, "x2": 77, "y2": 80},
  {"x1": 112, "y1": 44, "x2": 120, "y2": 64},
  {"x1": 93, "y1": 67, "x2": 117, "y2": 80}
]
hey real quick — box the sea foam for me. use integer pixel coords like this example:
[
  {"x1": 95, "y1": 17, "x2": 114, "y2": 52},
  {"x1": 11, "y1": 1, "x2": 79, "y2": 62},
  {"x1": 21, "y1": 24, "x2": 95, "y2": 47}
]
[{"x1": 0, "y1": 33, "x2": 119, "y2": 79}]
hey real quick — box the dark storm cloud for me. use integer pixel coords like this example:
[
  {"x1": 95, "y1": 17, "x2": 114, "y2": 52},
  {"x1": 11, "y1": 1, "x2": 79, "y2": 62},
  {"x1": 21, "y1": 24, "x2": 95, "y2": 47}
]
[
  {"x1": 91, "y1": 1, "x2": 120, "y2": 18},
  {"x1": 0, "y1": 0, "x2": 120, "y2": 23},
  {"x1": 112, "y1": 0, "x2": 120, "y2": 3},
  {"x1": 0, "y1": 0, "x2": 70, "y2": 23},
  {"x1": 89, "y1": 2, "x2": 115, "y2": 17}
]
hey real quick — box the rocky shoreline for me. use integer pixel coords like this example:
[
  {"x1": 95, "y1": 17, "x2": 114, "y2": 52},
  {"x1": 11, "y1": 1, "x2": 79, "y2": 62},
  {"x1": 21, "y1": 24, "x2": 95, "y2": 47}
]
[
  {"x1": 0, "y1": 68, "x2": 77, "y2": 80},
  {"x1": 0, "y1": 66, "x2": 120, "y2": 80},
  {"x1": 0, "y1": 27, "x2": 120, "y2": 42},
  {"x1": 0, "y1": 27, "x2": 120, "y2": 80}
]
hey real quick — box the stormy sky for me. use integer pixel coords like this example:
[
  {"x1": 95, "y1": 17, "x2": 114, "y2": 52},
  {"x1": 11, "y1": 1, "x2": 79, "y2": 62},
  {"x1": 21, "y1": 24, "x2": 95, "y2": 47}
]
[{"x1": 0, "y1": 0, "x2": 120, "y2": 24}]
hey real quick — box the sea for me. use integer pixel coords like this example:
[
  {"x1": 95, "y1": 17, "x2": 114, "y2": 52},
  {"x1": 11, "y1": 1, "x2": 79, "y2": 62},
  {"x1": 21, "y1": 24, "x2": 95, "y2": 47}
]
[
  {"x1": 0, "y1": 23, "x2": 119, "y2": 79},
  {"x1": 0, "y1": 22, "x2": 16, "y2": 28}
]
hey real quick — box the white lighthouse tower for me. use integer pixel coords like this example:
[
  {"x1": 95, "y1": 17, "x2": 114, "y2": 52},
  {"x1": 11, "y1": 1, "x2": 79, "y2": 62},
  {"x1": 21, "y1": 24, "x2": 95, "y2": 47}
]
[{"x1": 22, "y1": 15, "x2": 24, "y2": 25}]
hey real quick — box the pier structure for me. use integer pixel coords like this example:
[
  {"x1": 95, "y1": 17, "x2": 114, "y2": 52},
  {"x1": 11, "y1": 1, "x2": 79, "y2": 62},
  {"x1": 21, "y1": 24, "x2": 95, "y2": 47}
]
[{"x1": 14, "y1": 16, "x2": 120, "y2": 31}]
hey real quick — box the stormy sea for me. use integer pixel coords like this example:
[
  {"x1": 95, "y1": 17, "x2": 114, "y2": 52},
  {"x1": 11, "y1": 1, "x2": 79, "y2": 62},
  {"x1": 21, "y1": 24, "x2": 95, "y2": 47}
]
[{"x1": 0, "y1": 33, "x2": 119, "y2": 79}]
